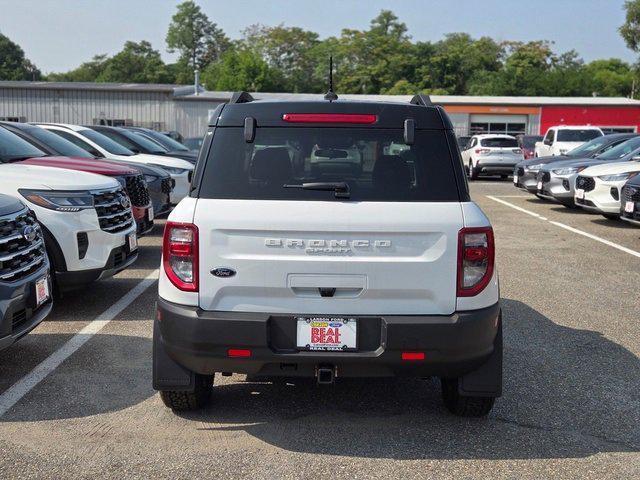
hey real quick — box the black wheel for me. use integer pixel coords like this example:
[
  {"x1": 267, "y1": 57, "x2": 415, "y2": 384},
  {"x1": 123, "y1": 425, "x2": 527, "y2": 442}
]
[
  {"x1": 602, "y1": 213, "x2": 619, "y2": 221},
  {"x1": 468, "y1": 161, "x2": 479, "y2": 180},
  {"x1": 159, "y1": 373, "x2": 214, "y2": 411},
  {"x1": 440, "y1": 377, "x2": 495, "y2": 417}
]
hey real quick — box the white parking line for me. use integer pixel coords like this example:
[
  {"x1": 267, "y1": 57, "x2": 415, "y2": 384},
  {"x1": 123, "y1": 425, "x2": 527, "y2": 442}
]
[
  {"x1": 0, "y1": 269, "x2": 159, "y2": 418},
  {"x1": 486, "y1": 195, "x2": 640, "y2": 259}
]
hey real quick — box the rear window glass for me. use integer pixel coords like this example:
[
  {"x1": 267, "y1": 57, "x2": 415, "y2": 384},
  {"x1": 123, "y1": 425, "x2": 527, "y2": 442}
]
[
  {"x1": 198, "y1": 128, "x2": 460, "y2": 202},
  {"x1": 556, "y1": 129, "x2": 602, "y2": 142},
  {"x1": 480, "y1": 138, "x2": 518, "y2": 148}
]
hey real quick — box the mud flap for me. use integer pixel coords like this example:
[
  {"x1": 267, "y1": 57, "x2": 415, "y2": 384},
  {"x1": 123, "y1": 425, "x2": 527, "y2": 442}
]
[
  {"x1": 459, "y1": 311, "x2": 502, "y2": 397},
  {"x1": 152, "y1": 318, "x2": 196, "y2": 392}
]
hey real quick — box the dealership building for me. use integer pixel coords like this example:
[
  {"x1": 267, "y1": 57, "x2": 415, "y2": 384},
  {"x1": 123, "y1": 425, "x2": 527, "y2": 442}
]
[{"x1": 2, "y1": 81, "x2": 640, "y2": 138}]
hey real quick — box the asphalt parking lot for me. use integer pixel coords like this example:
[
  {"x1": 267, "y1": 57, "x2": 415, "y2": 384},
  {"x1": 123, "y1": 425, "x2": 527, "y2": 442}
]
[{"x1": 0, "y1": 180, "x2": 638, "y2": 479}]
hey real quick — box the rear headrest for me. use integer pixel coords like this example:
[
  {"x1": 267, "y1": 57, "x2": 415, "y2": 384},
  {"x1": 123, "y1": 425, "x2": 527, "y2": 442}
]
[
  {"x1": 250, "y1": 147, "x2": 292, "y2": 184},
  {"x1": 372, "y1": 155, "x2": 411, "y2": 190}
]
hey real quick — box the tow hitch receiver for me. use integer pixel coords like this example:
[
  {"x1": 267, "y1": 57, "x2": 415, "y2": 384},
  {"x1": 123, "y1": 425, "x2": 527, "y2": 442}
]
[{"x1": 316, "y1": 365, "x2": 336, "y2": 384}]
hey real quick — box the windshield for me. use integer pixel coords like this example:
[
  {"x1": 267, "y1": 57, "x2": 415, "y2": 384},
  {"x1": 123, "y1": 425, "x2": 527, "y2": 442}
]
[
  {"x1": 137, "y1": 129, "x2": 189, "y2": 151},
  {"x1": 566, "y1": 136, "x2": 616, "y2": 157},
  {"x1": 0, "y1": 127, "x2": 47, "y2": 162},
  {"x1": 198, "y1": 128, "x2": 460, "y2": 202},
  {"x1": 118, "y1": 129, "x2": 168, "y2": 154},
  {"x1": 520, "y1": 136, "x2": 542, "y2": 148},
  {"x1": 25, "y1": 126, "x2": 94, "y2": 158},
  {"x1": 80, "y1": 129, "x2": 134, "y2": 156},
  {"x1": 480, "y1": 137, "x2": 518, "y2": 148},
  {"x1": 556, "y1": 129, "x2": 602, "y2": 142},
  {"x1": 595, "y1": 136, "x2": 640, "y2": 160}
]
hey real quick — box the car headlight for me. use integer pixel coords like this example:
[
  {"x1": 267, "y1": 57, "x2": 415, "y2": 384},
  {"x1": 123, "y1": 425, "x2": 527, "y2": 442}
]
[
  {"x1": 19, "y1": 189, "x2": 94, "y2": 212},
  {"x1": 149, "y1": 164, "x2": 189, "y2": 175},
  {"x1": 552, "y1": 167, "x2": 579, "y2": 176},
  {"x1": 598, "y1": 172, "x2": 638, "y2": 182},
  {"x1": 144, "y1": 174, "x2": 159, "y2": 183},
  {"x1": 525, "y1": 163, "x2": 545, "y2": 172}
]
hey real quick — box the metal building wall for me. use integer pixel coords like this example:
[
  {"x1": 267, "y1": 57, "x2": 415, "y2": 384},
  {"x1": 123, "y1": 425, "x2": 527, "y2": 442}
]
[
  {"x1": 0, "y1": 87, "x2": 175, "y2": 130},
  {"x1": 173, "y1": 100, "x2": 222, "y2": 139}
]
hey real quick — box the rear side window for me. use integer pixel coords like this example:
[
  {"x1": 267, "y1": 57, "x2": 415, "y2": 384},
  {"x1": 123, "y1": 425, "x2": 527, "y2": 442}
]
[
  {"x1": 198, "y1": 128, "x2": 460, "y2": 201},
  {"x1": 557, "y1": 129, "x2": 602, "y2": 142},
  {"x1": 480, "y1": 138, "x2": 518, "y2": 148}
]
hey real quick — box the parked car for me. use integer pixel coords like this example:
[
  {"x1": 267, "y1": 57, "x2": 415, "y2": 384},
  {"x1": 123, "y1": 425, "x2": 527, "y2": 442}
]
[
  {"x1": 461, "y1": 134, "x2": 523, "y2": 180},
  {"x1": 35, "y1": 123, "x2": 193, "y2": 205},
  {"x1": 123, "y1": 127, "x2": 198, "y2": 163},
  {"x1": 534, "y1": 126, "x2": 603, "y2": 157},
  {"x1": 0, "y1": 130, "x2": 137, "y2": 292},
  {"x1": 620, "y1": 174, "x2": 640, "y2": 226},
  {"x1": 516, "y1": 135, "x2": 543, "y2": 160},
  {"x1": 525, "y1": 134, "x2": 639, "y2": 204},
  {"x1": 0, "y1": 122, "x2": 155, "y2": 235},
  {"x1": 4, "y1": 121, "x2": 173, "y2": 218},
  {"x1": 0, "y1": 193, "x2": 52, "y2": 352},
  {"x1": 456, "y1": 136, "x2": 471, "y2": 150},
  {"x1": 153, "y1": 93, "x2": 502, "y2": 417}
]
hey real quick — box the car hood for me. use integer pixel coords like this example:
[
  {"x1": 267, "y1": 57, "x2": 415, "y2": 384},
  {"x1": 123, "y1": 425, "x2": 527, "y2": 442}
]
[
  {"x1": 18, "y1": 156, "x2": 138, "y2": 176},
  {"x1": 518, "y1": 155, "x2": 576, "y2": 168},
  {"x1": 99, "y1": 158, "x2": 170, "y2": 178},
  {"x1": 129, "y1": 153, "x2": 193, "y2": 170},
  {"x1": 0, "y1": 163, "x2": 119, "y2": 191},
  {"x1": 0, "y1": 193, "x2": 25, "y2": 216},
  {"x1": 580, "y1": 161, "x2": 640, "y2": 177},
  {"x1": 540, "y1": 157, "x2": 601, "y2": 171}
]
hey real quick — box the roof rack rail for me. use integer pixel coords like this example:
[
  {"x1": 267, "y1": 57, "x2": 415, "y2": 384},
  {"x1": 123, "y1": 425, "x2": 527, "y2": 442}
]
[
  {"x1": 230, "y1": 91, "x2": 255, "y2": 104},
  {"x1": 409, "y1": 94, "x2": 433, "y2": 107}
]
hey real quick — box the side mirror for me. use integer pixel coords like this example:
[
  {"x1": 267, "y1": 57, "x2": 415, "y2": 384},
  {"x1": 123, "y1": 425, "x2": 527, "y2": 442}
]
[
  {"x1": 544, "y1": 138, "x2": 552, "y2": 146},
  {"x1": 90, "y1": 149, "x2": 104, "y2": 158}
]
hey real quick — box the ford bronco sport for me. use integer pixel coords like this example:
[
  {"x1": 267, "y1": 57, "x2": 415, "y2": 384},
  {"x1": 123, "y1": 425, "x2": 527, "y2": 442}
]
[{"x1": 153, "y1": 93, "x2": 502, "y2": 417}]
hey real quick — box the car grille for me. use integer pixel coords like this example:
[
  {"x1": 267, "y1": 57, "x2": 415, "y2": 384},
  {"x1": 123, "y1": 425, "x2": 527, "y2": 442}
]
[
  {"x1": 622, "y1": 184, "x2": 640, "y2": 202},
  {"x1": 0, "y1": 207, "x2": 46, "y2": 282},
  {"x1": 124, "y1": 174, "x2": 150, "y2": 207},
  {"x1": 576, "y1": 175, "x2": 595, "y2": 192},
  {"x1": 161, "y1": 178, "x2": 173, "y2": 194},
  {"x1": 93, "y1": 188, "x2": 134, "y2": 234}
]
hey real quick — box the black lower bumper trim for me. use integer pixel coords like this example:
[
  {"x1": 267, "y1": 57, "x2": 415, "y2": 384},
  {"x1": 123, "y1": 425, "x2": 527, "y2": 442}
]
[
  {"x1": 154, "y1": 298, "x2": 501, "y2": 384},
  {"x1": 56, "y1": 244, "x2": 138, "y2": 290}
]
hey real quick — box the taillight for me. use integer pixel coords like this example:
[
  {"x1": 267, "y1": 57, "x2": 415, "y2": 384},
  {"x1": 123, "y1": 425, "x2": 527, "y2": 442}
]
[
  {"x1": 282, "y1": 113, "x2": 377, "y2": 124},
  {"x1": 457, "y1": 227, "x2": 494, "y2": 297},
  {"x1": 475, "y1": 148, "x2": 491, "y2": 155},
  {"x1": 163, "y1": 221, "x2": 198, "y2": 292}
]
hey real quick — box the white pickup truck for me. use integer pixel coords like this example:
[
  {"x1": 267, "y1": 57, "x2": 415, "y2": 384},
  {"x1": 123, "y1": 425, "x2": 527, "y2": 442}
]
[{"x1": 534, "y1": 125, "x2": 603, "y2": 157}]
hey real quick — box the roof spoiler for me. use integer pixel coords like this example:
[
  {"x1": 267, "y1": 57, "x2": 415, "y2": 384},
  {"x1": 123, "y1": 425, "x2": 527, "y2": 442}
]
[
  {"x1": 230, "y1": 91, "x2": 255, "y2": 104},
  {"x1": 409, "y1": 94, "x2": 433, "y2": 107}
]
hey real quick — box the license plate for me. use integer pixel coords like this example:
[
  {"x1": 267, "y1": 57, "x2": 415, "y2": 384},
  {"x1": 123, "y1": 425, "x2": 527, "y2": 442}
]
[
  {"x1": 35, "y1": 276, "x2": 50, "y2": 306},
  {"x1": 513, "y1": 174, "x2": 518, "y2": 184},
  {"x1": 296, "y1": 317, "x2": 357, "y2": 351},
  {"x1": 148, "y1": 206, "x2": 154, "y2": 222},
  {"x1": 128, "y1": 233, "x2": 138, "y2": 252},
  {"x1": 625, "y1": 201, "x2": 635, "y2": 213},
  {"x1": 576, "y1": 189, "x2": 585, "y2": 199},
  {"x1": 537, "y1": 181, "x2": 542, "y2": 190}
]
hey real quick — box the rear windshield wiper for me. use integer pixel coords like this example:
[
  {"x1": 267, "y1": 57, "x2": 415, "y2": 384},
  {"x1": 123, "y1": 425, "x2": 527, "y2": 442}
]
[{"x1": 284, "y1": 181, "x2": 350, "y2": 199}]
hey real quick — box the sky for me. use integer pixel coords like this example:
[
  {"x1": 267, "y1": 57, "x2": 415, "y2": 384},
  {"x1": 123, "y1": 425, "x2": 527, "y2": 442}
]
[{"x1": 0, "y1": 0, "x2": 636, "y2": 74}]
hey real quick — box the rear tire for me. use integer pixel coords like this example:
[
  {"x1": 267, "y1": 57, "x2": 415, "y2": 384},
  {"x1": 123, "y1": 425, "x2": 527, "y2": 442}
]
[
  {"x1": 468, "y1": 161, "x2": 479, "y2": 180},
  {"x1": 159, "y1": 374, "x2": 214, "y2": 411},
  {"x1": 441, "y1": 377, "x2": 495, "y2": 417},
  {"x1": 602, "y1": 213, "x2": 619, "y2": 221}
]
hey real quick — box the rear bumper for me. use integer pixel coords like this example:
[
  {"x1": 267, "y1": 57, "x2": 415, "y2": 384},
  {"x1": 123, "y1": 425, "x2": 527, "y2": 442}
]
[
  {"x1": 476, "y1": 162, "x2": 519, "y2": 174},
  {"x1": 154, "y1": 298, "x2": 501, "y2": 380},
  {"x1": 0, "y1": 263, "x2": 53, "y2": 351}
]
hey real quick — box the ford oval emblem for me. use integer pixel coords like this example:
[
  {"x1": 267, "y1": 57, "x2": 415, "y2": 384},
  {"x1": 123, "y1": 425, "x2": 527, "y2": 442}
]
[{"x1": 211, "y1": 267, "x2": 236, "y2": 278}]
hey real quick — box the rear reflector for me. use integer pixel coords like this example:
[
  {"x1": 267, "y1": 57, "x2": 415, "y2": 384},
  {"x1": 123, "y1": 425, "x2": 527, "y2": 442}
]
[
  {"x1": 401, "y1": 352, "x2": 425, "y2": 361},
  {"x1": 228, "y1": 349, "x2": 252, "y2": 358},
  {"x1": 282, "y1": 113, "x2": 377, "y2": 124}
]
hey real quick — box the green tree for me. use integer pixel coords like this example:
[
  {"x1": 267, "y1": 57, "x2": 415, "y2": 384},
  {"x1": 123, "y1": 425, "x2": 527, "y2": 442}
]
[
  {"x1": 621, "y1": 0, "x2": 640, "y2": 51},
  {"x1": 0, "y1": 32, "x2": 41, "y2": 80},
  {"x1": 98, "y1": 41, "x2": 173, "y2": 83},
  {"x1": 201, "y1": 48, "x2": 280, "y2": 91},
  {"x1": 47, "y1": 55, "x2": 109, "y2": 82},
  {"x1": 166, "y1": 0, "x2": 230, "y2": 78}
]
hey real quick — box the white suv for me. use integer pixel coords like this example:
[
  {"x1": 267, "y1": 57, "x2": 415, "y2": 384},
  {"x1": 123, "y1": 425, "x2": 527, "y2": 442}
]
[
  {"x1": 535, "y1": 125, "x2": 603, "y2": 157},
  {"x1": 34, "y1": 123, "x2": 194, "y2": 205},
  {"x1": 461, "y1": 134, "x2": 524, "y2": 180},
  {"x1": 575, "y1": 161, "x2": 640, "y2": 219},
  {"x1": 153, "y1": 94, "x2": 502, "y2": 417}
]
